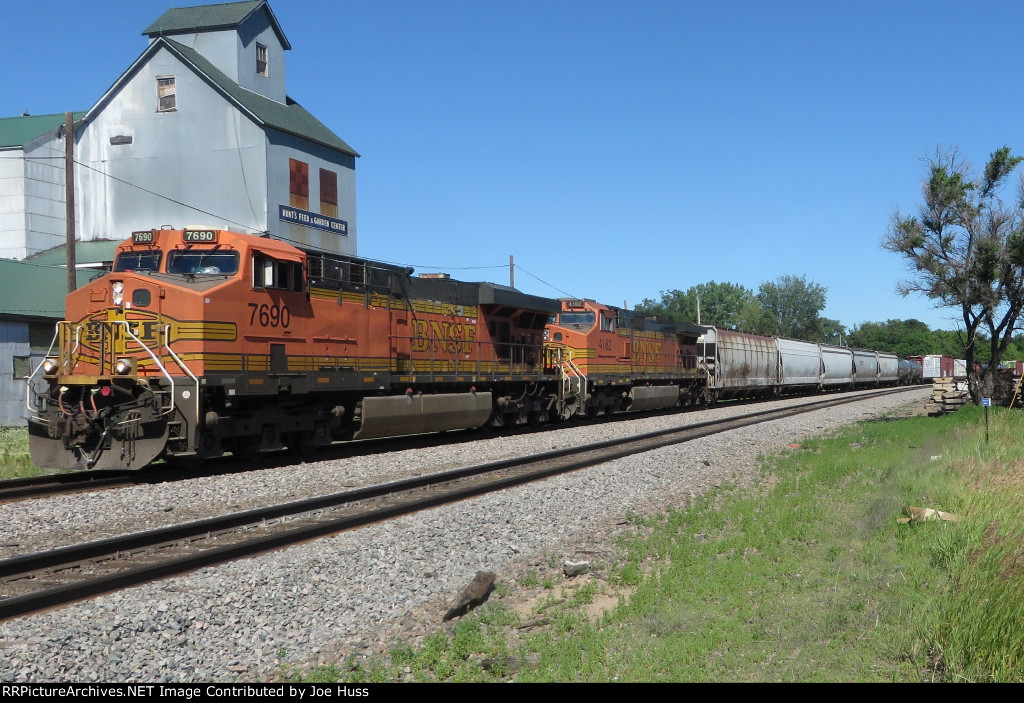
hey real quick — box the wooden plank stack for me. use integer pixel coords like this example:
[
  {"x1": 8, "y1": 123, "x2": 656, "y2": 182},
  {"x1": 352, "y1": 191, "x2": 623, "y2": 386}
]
[{"x1": 925, "y1": 377, "x2": 969, "y2": 415}]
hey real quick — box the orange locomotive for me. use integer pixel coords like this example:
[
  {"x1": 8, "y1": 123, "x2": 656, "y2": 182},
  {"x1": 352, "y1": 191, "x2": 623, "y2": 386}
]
[
  {"x1": 544, "y1": 298, "x2": 708, "y2": 418},
  {"x1": 27, "y1": 227, "x2": 561, "y2": 470}
]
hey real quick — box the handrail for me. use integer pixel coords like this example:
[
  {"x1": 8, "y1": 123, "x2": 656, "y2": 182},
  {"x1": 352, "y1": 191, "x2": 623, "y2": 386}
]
[
  {"x1": 66, "y1": 324, "x2": 82, "y2": 374},
  {"x1": 27, "y1": 319, "x2": 197, "y2": 422},
  {"x1": 158, "y1": 324, "x2": 200, "y2": 421},
  {"x1": 116, "y1": 320, "x2": 177, "y2": 417}
]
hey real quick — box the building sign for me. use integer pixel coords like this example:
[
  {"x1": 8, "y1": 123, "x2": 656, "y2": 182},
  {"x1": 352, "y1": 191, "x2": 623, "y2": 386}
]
[{"x1": 279, "y1": 204, "x2": 348, "y2": 235}]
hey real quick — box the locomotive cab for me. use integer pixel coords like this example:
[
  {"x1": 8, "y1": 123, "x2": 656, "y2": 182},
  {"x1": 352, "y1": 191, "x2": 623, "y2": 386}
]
[{"x1": 27, "y1": 228, "x2": 313, "y2": 470}]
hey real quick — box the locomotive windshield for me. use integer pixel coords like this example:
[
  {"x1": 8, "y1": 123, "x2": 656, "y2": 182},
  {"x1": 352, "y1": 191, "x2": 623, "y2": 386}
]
[
  {"x1": 167, "y1": 250, "x2": 240, "y2": 275},
  {"x1": 558, "y1": 311, "x2": 596, "y2": 330},
  {"x1": 113, "y1": 250, "x2": 162, "y2": 273}
]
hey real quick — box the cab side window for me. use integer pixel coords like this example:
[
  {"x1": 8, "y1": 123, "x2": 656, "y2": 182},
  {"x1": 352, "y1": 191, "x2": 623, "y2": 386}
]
[{"x1": 253, "y1": 254, "x2": 303, "y2": 292}]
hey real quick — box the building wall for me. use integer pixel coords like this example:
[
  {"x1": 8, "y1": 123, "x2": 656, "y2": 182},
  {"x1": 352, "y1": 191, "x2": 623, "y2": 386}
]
[
  {"x1": 77, "y1": 46, "x2": 270, "y2": 240},
  {"x1": 149, "y1": 16, "x2": 287, "y2": 104},
  {"x1": 234, "y1": 18, "x2": 287, "y2": 103},
  {"x1": 266, "y1": 131, "x2": 356, "y2": 254},
  {"x1": 0, "y1": 321, "x2": 32, "y2": 426},
  {"x1": 23, "y1": 137, "x2": 73, "y2": 256},
  {"x1": 0, "y1": 150, "x2": 28, "y2": 259},
  {"x1": 0, "y1": 137, "x2": 73, "y2": 259}
]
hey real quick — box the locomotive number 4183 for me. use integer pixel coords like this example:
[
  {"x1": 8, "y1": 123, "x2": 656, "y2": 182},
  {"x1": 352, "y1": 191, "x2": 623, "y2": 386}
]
[{"x1": 248, "y1": 302, "x2": 291, "y2": 328}]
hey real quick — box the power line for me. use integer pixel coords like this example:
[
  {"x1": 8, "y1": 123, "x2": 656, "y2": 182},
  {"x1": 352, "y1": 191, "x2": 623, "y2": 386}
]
[
  {"x1": 23, "y1": 149, "x2": 551, "y2": 286},
  {"x1": 71, "y1": 159, "x2": 260, "y2": 231},
  {"x1": 511, "y1": 264, "x2": 578, "y2": 299}
]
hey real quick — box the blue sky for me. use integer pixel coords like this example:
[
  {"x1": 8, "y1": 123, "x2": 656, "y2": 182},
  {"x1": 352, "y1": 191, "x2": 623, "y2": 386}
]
[{"x1": 4, "y1": 0, "x2": 1022, "y2": 333}]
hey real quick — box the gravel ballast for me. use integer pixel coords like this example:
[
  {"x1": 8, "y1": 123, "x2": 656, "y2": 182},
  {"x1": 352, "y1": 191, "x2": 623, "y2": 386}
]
[{"x1": 0, "y1": 388, "x2": 929, "y2": 682}]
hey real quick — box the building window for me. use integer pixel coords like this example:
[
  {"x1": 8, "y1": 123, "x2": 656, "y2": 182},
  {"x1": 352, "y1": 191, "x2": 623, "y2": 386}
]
[
  {"x1": 157, "y1": 76, "x2": 176, "y2": 112},
  {"x1": 320, "y1": 169, "x2": 338, "y2": 217},
  {"x1": 256, "y1": 43, "x2": 268, "y2": 77},
  {"x1": 289, "y1": 159, "x2": 309, "y2": 210},
  {"x1": 29, "y1": 324, "x2": 54, "y2": 351},
  {"x1": 13, "y1": 356, "x2": 30, "y2": 379}
]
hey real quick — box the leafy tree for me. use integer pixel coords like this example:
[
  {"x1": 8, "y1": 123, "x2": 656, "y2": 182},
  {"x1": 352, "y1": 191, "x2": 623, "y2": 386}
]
[
  {"x1": 847, "y1": 318, "x2": 934, "y2": 357},
  {"x1": 635, "y1": 281, "x2": 754, "y2": 328},
  {"x1": 750, "y1": 274, "x2": 828, "y2": 340},
  {"x1": 819, "y1": 317, "x2": 847, "y2": 346},
  {"x1": 884, "y1": 146, "x2": 1024, "y2": 402}
]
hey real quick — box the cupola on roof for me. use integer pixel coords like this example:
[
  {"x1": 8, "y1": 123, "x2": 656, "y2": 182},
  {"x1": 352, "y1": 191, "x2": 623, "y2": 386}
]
[{"x1": 143, "y1": 0, "x2": 290, "y2": 49}]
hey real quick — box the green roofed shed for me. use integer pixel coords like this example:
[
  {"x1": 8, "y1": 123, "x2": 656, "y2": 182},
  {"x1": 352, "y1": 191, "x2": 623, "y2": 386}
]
[
  {"x1": 0, "y1": 259, "x2": 98, "y2": 321},
  {"x1": 0, "y1": 113, "x2": 86, "y2": 149}
]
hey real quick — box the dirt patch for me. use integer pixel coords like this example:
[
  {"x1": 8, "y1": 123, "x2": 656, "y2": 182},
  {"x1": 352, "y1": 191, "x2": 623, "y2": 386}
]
[{"x1": 509, "y1": 573, "x2": 631, "y2": 625}]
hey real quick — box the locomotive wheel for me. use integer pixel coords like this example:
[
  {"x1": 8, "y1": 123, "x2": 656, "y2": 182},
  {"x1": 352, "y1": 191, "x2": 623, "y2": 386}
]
[
  {"x1": 284, "y1": 431, "x2": 316, "y2": 457},
  {"x1": 233, "y1": 437, "x2": 265, "y2": 461}
]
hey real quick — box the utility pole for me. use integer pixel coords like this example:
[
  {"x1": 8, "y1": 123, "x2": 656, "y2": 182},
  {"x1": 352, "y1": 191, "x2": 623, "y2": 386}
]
[
  {"x1": 64, "y1": 112, "x2": 76, "y2": 294},
  {"x1": 509, "y1": 255, "x2": 514, "y2": 288}
]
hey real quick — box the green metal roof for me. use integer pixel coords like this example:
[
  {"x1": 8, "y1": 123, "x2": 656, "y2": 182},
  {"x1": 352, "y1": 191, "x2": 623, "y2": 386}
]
[
  {"x1": 24, "y1": 240, "x2": 121, "y2": 267},
  {"x1": 165, "y1": 39, "x2": 358, "y2": 157},
  {"x1": 144, "y1": 1, "x2": 290, "y2": 50},
  {"x1": 0, "y1": 259, "x2": 99, "y2": 320},
  {"x1": 0, "y1": 112, "x2": 86, "y2": 149}
]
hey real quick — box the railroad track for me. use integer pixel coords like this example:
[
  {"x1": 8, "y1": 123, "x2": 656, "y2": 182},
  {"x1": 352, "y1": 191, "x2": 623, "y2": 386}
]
[
  {"x1": 0, "y1": 386, "x2": 920, "y2": 621},
  {"x1": 0, "y1": 420, "x2": 552, "y2": 503},
  {"x1": 0, "y1": 470, "x2": 143, "y2": 503}
]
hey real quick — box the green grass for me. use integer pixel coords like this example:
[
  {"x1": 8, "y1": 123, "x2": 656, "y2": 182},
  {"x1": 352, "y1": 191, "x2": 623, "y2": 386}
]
[
  {"x1": 0, "y1": 425, "x2": 45, "y2": 479},
  {"x1": 909, "y1": 408, "x2": 1024, "y2": 682},
  {"x1": 281, "y1": 407, "x2": 1024, "y2": 683}
]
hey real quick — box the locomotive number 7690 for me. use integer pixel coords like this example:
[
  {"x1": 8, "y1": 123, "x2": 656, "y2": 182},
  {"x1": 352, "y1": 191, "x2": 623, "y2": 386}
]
[{"x1": 248, "y1": 302, "x2": 291, "y2": 328}]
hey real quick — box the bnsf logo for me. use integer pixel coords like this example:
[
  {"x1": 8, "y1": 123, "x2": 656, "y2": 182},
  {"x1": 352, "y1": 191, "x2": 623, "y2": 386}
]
[
  {"x1": 81, "y1": 319, "x2": 164, "y2": 348},
  {"x1": 634, "y1": 339, "x2": 664, "y2": 365},
  {"x1": 411, "y1": 320, "x2": 477, "y2": 354}
]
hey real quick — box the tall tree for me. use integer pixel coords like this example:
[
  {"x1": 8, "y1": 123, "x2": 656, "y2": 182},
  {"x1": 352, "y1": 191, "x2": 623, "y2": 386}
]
[
  {"x1": 635, "y1": 281, "x2": 754, "y2": 328},
  {"x1": 819, "y1": 317, "x2": 847, "y2": 346},
  {"x1": 847, "y1": 319, "x2": 935, "y2": 357},
  {"x1": 884, "y1": 146, "x2": 1024, "y2": 402},
  {"x1": 752, "y1": 275, "x2": 828, "y2": 340}
]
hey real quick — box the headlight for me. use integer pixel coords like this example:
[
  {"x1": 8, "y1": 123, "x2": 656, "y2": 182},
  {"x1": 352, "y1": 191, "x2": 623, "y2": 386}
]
[
  {"x1": 114, "y1": 357, "x2": 133, "y2": 375},
  {"x1": 112, "y1": 281, "x2": 124, "y2": 306},
  {"x1": 41, "y1": 358, "x2": 58, "y2": 375}
]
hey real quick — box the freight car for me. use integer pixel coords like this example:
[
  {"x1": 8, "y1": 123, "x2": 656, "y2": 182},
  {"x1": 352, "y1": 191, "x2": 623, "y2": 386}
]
[
  {"x1": 898, "y1": 359, "x2": 923, "y2": 385},
  {"x1": 695, "y1": 330, "x2": 901, "y2": 400}
]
